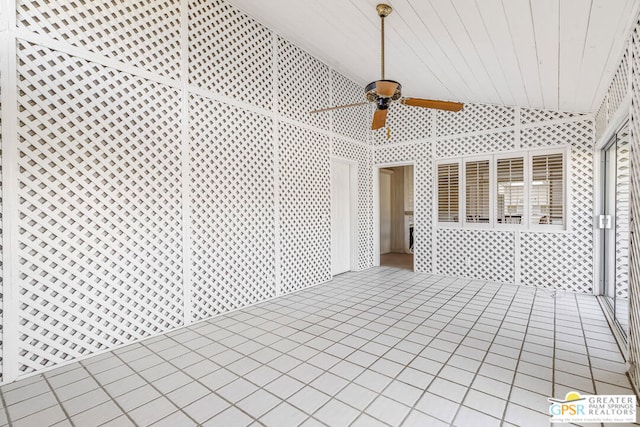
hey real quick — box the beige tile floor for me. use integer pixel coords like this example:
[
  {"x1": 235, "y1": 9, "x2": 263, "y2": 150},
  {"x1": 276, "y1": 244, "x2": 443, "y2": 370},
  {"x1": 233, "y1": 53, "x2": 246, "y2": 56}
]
[{"x1": 0, "y1": 267, "x2": 637, "y2": 426}]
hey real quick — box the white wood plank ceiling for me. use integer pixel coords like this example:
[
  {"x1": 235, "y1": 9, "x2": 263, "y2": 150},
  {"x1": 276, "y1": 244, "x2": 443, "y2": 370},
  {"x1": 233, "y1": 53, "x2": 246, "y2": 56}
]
[{"x1": 226, "y1": 0, "x2": 640, "y2": 113}]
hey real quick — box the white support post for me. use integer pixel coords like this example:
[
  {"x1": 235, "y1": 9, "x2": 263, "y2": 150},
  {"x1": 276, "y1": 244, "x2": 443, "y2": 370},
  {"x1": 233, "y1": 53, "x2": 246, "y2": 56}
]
[
  {"x1": 179, "y1": 0, "x2": 192, "y2": 325},
  {"x1": 1, "y1": 0, "x2": 20, "y2": 383}
]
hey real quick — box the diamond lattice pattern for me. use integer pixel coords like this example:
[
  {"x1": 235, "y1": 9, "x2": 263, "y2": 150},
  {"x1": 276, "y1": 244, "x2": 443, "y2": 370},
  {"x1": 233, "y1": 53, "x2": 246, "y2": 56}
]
[
  {"x1": 17, "y1": 0, "x2": 181, "y2": 79},
  {"x1": 15, "y1": 41, "x2": 184, "y2": 374},
  {"x1": 189, "y1": 95, "x2": 276, "y2": 320}
]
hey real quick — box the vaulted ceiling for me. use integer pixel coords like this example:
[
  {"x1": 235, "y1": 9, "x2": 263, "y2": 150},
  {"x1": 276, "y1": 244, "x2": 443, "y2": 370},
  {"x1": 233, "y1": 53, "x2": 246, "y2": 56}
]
[{"x1": 227, "y1": 0, "x2": 639, "y2": 113}]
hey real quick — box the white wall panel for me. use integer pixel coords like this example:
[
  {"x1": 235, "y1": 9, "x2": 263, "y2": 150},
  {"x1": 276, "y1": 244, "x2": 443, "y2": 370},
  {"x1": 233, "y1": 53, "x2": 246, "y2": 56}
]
[
  {"x1": 17, "y1": 0, "x2": 182, "y2": 80},
  {"x1": 626, "y1": 22, "x2": 640, "y2": 395},
  {"x1": 189, "y1": 95, "x2": 276, "y2": 320},
  {"x1": 278, "y1": 122, "x2": 331, "y2": 293},
  {"x1": 188, "y1": 0, "x2": 274, "y2": 110},
  {"x1": 330, "y1": 71, "x2": 370, "y2": 144},
  {"x1": 277, "y1": 38, "x2": 330, "y2": 130},
  {"x1": 436, "y1": 102, "x2": 515, "y2": 137},
  {"x1": 436, "y1": 229, "x2": 515, "y2": 283},
  {"x1": 15, "y1": 40, "x2": 184, "y2": 375}
]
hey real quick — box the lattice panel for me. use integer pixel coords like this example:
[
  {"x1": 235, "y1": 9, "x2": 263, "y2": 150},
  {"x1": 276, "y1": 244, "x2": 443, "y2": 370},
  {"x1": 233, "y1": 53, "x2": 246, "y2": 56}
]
[
  {"x1": 436, "y1": 103, "x2": 515, "y2": 137},
  {"x1": 279, "y1": 122, "x2": 331, "y2": 293},
  {"x1": 189, "y1": 0, "x2": 274, "y2": 110},
  {"x1": 595, "y1": 99, "x2": 608, "y2": 142},
  {"x1": 520, "y1": 108, "x2": 586, "y2": 125},
  {"x1": 277, "y1": 38, "x2": 330, "y2": 130},
  {"x1": 436, "y1": 130, "x2": 515, "y2": 158},
  {"x1": 520, "y1": 120, "x2": 594, "y2": 292},
  {"x1": 331, "y1": 138, "x2": 373, "y2": 270},
  {"x1": 521, "y1": 120, "x2": 593, "y2": 150},
  {"x1": 17, "y1": 0, "x2": 181, "y2": 80},
  {"x1": 331, "y1": 71, "x2": 370, "y2": 143},
  {"x1": 15, "y1": 41, "x2": 184, "y2": 374},
  {"x1": 436, "y1": 229, "x2": 515, "y2": 283},
  {"x1": 627, "y1": 25, "x2": 640, "y2": 393},
  {"x1": 616, "y1": 127, "x2": 630, "y2": 299},
  {"x1": 374, "y1": 144, "x2": 433, "y2": 273},
  {"x1": 608, "y1": 50, "x2": 630, "y2": 119},
  {"x1": 372, "y1": 104, "x2": 432, "y2": 145},
  {"x1": 189, "y1": 95, "x2": 276, "y2": 320}
]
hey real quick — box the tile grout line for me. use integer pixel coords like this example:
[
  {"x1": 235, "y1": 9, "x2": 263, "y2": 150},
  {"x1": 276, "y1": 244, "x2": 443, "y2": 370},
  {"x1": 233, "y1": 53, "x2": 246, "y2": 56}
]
[
  {"x1": 438, "y1": 283, "x2": 522, "y2": 426},
  {"x1": 499, "y1": 288, "x2": 539, "y2": 422},
  {"x1": 41, "y1": 374, "x2": 76, "y2": 427},
  {"x1": 76, "y1": 362, "x2": 138, "y2": 426},
  {"x1": 398, "y1": 282, "x2": 519, "y2": 426}
]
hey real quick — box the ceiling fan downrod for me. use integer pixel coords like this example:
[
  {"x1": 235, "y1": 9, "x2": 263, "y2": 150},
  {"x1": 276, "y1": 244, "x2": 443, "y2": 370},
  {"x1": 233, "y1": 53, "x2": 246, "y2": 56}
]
[{"x1": 377, "y1": 4, "x2": 392, "y2": 80}]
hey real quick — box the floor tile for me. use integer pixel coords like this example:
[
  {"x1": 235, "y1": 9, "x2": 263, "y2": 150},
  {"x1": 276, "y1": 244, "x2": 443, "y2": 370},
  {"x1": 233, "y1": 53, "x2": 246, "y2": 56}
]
[{"x1": 313, "y1": 399, "x2": 360, "y2": 426}]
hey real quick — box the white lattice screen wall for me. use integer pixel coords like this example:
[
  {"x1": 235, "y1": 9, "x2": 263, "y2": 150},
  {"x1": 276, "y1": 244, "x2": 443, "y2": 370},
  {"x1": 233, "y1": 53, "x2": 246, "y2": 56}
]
[
  {"x1": 593, "y1": 19, "x2": 640, "y2": 394},
  {"x1": 626, "y1": 21, "x2": 640, "y2": 395},
  {"x1": 373, "y1": 105, "x2": 594, "y2": 292},
  {"x1": 0, "y1": 0, "x2": 372, "y2": 382}
]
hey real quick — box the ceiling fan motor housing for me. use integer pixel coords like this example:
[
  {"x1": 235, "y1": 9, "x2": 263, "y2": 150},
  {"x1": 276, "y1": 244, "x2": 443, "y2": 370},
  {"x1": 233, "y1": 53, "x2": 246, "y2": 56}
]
[{"x1": 365, "y1": 80, "x2": 402, "y2": 103}]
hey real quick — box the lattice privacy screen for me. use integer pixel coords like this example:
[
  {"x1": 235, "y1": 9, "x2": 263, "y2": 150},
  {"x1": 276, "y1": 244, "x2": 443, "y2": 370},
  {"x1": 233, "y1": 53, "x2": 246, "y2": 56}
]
[
  {"x1": 278, "y1": 123, "x2": 331, "y2": 294},
  {"x1": 15, "y1": 40, "x2": 185, "y2": 374},
  {"x1": 189, "y1": 0, "x2": 274, "y2": 110},
  {"x1": 277, "y1": 38, "x2": 330, "y2": 130},
  {"x1": 17, "y1": 0, "x2": 182, "y2": 80},
  {"x1": 520, "y1": 120, "x2": 594, "y2": 291},
  {"x1": 331, "y1": 71, "x2": 370, "y2": 144},
  {"x1": 436, "y1": 229, "x2": 515, "y2": 283},
  {"x1": 627, "y1": 23, "x2": 640, "y2": 395},
  {"x1": 189, "y1": 95, "x2": 276, "y2": 320}
]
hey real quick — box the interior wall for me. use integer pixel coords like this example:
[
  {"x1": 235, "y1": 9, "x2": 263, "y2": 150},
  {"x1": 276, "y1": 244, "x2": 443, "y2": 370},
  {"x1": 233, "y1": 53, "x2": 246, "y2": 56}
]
[
  {"x1": 0, "y1": 0, "x2": 373, "y2": 383},
  {"x1": 375, "y1": 104, "x2": 594, "y2": 291}
]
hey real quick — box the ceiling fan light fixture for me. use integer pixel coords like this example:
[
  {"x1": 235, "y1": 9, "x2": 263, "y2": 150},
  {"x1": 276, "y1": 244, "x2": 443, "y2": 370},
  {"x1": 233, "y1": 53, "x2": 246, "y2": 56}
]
[{"x1": 365, "y1": 80, "x2": 402, "y2": 102}]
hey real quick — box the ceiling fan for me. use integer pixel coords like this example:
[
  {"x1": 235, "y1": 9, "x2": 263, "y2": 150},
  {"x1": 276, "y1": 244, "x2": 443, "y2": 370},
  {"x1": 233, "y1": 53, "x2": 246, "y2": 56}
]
[{"x1": 310, "y1": 3, "x2": 464, "y2": 130}]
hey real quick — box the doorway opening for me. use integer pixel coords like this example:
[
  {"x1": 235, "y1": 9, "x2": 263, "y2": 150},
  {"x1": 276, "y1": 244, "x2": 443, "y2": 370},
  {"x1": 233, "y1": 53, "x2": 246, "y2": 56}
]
[{"x1": 378, "y1": 164, "x2": 414, "y2": 271}]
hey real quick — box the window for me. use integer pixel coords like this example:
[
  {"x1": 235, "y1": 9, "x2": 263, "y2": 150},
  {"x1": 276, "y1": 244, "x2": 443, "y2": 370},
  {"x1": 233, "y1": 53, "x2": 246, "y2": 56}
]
[
  {"x1": 465, "y1": 160, "x2": 490, "y2": 224},
  {"x1": 436, "y1": 148, "x2": 567, "y2": 230},
  {"x1": 496, "y1": 157, "x2": 524, "y2": 225},
  {"x1": 531, "y1": 153, "x2": 564, "y2": 226},
  {"x1": 437, "y1": 163, "x2": 459, "y2": 222}
]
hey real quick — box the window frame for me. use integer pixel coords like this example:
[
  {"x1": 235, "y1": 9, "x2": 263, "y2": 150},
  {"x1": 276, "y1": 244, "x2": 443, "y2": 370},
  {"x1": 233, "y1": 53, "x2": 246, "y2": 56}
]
[
  {"x1": 435, "y1": 159, "x2": 462, "y2": 227},
  {"x1": 434, "y1": 147, "x2": 569, "y2": 232},
  {"x1": 462, "y1": 155, "x2": 494, "y2": 229},
  {"x1": 494, "y1": 152, "x2": 528, "y2": 231}
]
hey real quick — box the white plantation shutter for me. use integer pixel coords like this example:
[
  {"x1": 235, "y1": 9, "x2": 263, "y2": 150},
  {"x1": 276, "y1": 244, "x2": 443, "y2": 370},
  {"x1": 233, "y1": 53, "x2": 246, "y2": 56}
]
[
  {"x1": 438, "y1": 163, "x2": 459, "y2": 222},
  {"x1": 465, "y1": 160, "x2": 490, "y2": 223},
  {"x1": 496, "y1": 157, "x2": 524, "y2": 225},
  {"x1": 531, "y1": 153, "x2": 564, "y2": 226}
]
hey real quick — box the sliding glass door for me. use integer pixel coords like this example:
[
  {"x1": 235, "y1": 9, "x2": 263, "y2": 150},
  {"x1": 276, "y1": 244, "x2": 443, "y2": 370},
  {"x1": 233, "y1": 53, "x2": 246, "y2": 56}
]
[{"x1": 601, "y1": 122, "x2": 630, "y2": 338}]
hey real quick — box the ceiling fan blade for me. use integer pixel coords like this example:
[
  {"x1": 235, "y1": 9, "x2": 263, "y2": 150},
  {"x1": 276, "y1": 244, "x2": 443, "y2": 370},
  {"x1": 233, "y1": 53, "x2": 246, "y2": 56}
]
[
  {"x1": 371, "y1": 108, "x2": 388, "y2": 130},
  {"x1": 310, "y1": 102, "x2": 369, "y2": 114},
  {"x1": 376, "y1": 81, "x2": 398, "y2": 97},
  {"x1": 401, "y1": 97, "x2": 464, "y2": 112}
]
